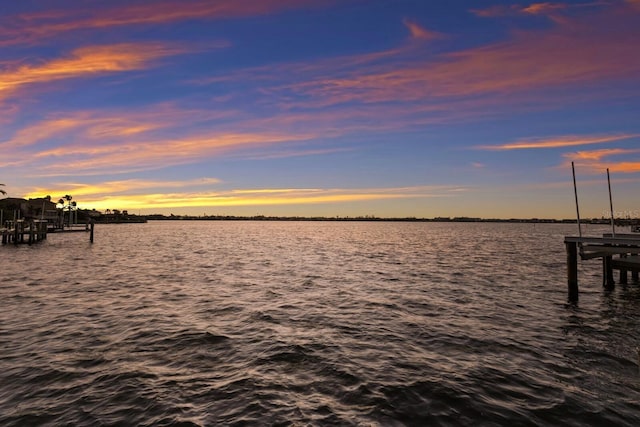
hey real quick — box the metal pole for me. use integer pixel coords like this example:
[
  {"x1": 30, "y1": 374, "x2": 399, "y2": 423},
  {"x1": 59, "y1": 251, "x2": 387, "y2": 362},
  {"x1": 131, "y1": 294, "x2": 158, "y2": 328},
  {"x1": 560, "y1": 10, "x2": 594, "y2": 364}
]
[
  {"x1": 572, "y1": 162, "x2": 582, "y2": 238},
  {"x1": 607, "y1": 168, "x2": 615, "y2": 237}
]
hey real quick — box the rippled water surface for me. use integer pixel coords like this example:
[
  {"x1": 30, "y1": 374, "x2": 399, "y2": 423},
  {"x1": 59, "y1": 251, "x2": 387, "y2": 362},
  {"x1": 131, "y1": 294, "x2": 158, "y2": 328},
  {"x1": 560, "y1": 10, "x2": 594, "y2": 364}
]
[{"x1": 2, "y1": 221, "x2": 640, "y2": 426}]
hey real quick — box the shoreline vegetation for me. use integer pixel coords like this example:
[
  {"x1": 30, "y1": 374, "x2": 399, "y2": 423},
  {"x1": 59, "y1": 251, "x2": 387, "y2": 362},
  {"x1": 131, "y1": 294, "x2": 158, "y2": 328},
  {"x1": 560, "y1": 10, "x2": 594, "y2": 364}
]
[
  {"x1": 122, "y1": 213, "x2": 638, "y2": 225},
  {"x1": 2, "y1": 196, "x2": 636, "y2": 226}
]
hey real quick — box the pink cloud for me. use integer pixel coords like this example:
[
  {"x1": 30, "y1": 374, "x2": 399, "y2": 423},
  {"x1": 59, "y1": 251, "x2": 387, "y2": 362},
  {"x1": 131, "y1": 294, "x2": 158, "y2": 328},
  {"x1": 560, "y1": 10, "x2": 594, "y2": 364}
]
[
  {"x1": 477, "y1": 134, "x2": 639, "y2": 150},
  {"x1": 0, "y1": 0, "x2": 336, "y2": 46},
  {"x1": 471, "y1": 1, "x2": 609, "y2": 18},
  {"x1": 269, "y1": 5, "x2": 640, "y2": 108},
  {"x1": 402, "y1": 19, "x2": 442, "y2": 41},
  {"x1": 522, "y1": 2, "x2": 568, "y2": 15}
]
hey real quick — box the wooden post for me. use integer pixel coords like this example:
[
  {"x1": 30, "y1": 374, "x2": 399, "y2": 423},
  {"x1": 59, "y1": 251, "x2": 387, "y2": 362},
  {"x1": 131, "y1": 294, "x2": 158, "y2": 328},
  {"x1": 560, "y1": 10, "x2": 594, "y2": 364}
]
[
  {"x1": 90, "y1": 220, "x2": 95, "y2": 243},
  {"x1": 619, "y1": 254, "x2": 628, "y2": 284},
  {"x1": 631, "y1": 253, "x2": 639, "y2": 282},
  {"x1": 567, "y1": 241, "x2": 579, "y2": 301},
  {"x1": 603, "y1": 255, "x2": 615, "y2": 289},
  {"x1": 13, "y1": 222, "x2": 18, "y2": 245},
  {"x1": 28, "y1": 221, "x2": 34, "y2": 245}
]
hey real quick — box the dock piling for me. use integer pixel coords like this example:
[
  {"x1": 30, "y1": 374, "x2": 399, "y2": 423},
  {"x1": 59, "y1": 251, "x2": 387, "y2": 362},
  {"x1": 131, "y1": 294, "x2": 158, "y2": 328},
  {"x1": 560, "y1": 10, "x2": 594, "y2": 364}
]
[
  {"x1": 620, "y1": 254, "x2": 629, "y2": 284},
  {"x1": 566, "y1": 241, "x2": 579, "y2": 301},
  {"x1": 604, "y1": 256, "x2": 615, "y2": 289}
]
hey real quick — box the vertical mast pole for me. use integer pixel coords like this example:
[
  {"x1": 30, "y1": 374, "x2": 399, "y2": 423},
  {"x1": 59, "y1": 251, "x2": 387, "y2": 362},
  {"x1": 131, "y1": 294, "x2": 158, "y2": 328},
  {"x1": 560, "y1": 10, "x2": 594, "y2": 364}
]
[
  {"x1": 572, "y1": 162, "x2": 582, "y2": 238},
  {"x1": 607, "y1": 168, "x2": 615, "y2": 237}
]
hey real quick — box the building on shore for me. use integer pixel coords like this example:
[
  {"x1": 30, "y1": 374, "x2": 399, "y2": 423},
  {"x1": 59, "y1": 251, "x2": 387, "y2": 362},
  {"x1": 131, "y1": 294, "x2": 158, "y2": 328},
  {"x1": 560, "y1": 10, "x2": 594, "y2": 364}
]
[{"x1": 1, "y1": 197, "x2": 61, "y2": 228}]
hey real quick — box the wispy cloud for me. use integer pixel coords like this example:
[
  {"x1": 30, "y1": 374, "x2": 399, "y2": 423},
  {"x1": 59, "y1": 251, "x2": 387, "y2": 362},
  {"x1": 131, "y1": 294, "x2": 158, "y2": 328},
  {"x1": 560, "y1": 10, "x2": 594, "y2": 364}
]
[
  {"x1": 522, "y1": 2, "x2": 569, "y2": 15},
  {"x1": 402, "y1": 19, "x2": 442, "y2": 41},
  {"x1": 470, "y1": 1, "x2": 608, "y2": 18},
  {"x1": 1, "y1": 99, "x2": 463, "y2": 175},
  {"x1": 0, "y1": 43, "x2": 185, "y2": 100},
  {"x1": 219, "y1": 4, "x2": 640, "y2": 114},
  {"x1": 562, "y1": 148, "x2": 640, "y2": 173},
  {"x1": 477, "y1": 134, "x2": 639, "y2": 150},
  {"x1": 23, "y1": 178, "x2": 221, "y2": 199},
  {"x1": 28, "y1": 131, "x2": 319, "y2": 176},
  {"x1": 0, "y1": 0, "x2": 334, "y2": 46}
]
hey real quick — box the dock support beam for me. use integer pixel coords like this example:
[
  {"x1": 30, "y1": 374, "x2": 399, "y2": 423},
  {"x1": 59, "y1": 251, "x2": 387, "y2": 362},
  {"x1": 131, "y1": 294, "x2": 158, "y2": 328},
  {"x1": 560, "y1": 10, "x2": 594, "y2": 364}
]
[
  {"x1": 90, "y1": 220, "x2": 95, "y2": 243},
  {"x1": 566, "y1": 241, "x2": 579, "y2": 301}
]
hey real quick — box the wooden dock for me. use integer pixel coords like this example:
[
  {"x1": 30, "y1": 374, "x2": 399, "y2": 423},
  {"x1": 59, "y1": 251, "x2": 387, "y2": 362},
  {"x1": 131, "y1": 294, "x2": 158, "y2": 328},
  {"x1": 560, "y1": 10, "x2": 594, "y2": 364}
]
[
  {"x1": 565, "y1": 233, "x2": 640, "y2": 301},
  {"x1": 1, "y1": 220, "x2": 48, "y2": 245},
  {"x1": 1, "y1": 219, "x2": 95, "y2": 245}
]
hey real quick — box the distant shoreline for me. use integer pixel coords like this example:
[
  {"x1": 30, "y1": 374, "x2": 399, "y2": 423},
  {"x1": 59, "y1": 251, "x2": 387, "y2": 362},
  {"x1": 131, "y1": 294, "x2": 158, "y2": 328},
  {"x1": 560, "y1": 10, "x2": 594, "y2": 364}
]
[{"x1": 140, "y1": 214, "x2": 636, "y2": 225}]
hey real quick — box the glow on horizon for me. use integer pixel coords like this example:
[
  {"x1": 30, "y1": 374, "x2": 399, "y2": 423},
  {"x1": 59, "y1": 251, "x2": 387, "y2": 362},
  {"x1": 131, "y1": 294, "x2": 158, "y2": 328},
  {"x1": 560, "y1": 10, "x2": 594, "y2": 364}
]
[
  {"x1": 22, "y1": 183, "x2": 466, "y2": 213},
  {"x1": 2, "y1": 0, "x2": 640, "y2": 219}
]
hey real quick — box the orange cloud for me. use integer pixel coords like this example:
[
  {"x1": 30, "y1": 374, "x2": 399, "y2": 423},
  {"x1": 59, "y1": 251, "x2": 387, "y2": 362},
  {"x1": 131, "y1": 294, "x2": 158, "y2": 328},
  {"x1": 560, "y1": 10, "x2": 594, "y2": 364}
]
[
  {"x1": 562, "y1": 148, "x2": 640, "y2": 173},
  {"x1": 607, "y1": 162, "x2": 640, "y2": 173},
  {"x1": 0, "y1": 43, "x2": 183, "y2": 100},
  {"x1": 522, "y1": 3, "x2": 568, "y2": 14},
  {"x1": 471, "y1": 1, "x2": 607, "y2": 18},
  {"x1": 3, "y1": 103, "x2": 411, "y2": 176},
  {"x1": 28, "y1": 131, "x2": 320, "y2": 176},
  {"x1": 23, "y1": 178, "x2": 222, "y2": 200},
  {"x1": 570, "y1": 148, "x2": 631, "y2": 161},
  {"x1": 402, "y1": 19, "x2": 442, "y2": 41},
  {"x1": 0, "y1": 104, "x2": 241, "y2": 154},
  {"x1": 1, "y1": 0, "x2": 331, "y2": 46},
  {"x1": 477, "y1": 134, "x2": 639, "y2": 150}
]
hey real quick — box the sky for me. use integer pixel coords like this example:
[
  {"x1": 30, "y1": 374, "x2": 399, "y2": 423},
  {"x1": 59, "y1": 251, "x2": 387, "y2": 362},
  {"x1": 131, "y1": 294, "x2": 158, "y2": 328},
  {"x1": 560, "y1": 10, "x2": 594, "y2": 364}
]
[{"x1": 1, "y1": 0, "x2": 639, "y2": 219}]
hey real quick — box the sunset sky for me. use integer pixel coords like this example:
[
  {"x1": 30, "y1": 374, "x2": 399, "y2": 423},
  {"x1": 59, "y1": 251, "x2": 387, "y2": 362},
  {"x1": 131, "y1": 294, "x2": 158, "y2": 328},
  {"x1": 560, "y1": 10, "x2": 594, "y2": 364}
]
[{"x1": 1, "y1": 0, "x2": 639, "y2": 218}]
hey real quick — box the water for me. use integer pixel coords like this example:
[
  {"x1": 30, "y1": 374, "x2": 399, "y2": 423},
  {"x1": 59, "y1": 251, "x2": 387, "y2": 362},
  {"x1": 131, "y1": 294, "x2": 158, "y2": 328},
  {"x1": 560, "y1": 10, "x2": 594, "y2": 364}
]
[{"x1": 1, "y1": 221, "x2": 640, "y2": 426}]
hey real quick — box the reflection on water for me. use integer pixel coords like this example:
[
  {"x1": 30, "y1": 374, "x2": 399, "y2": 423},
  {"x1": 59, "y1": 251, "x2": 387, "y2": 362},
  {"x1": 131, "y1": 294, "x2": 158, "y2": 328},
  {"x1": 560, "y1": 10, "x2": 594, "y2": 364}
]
[{"x1": 1, "y1": 221, "x2": 639, "y2": 425}]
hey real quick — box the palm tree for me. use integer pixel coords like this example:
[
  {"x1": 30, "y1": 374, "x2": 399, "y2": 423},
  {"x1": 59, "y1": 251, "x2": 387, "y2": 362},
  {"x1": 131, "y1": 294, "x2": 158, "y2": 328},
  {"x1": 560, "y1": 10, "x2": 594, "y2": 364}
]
[{"x1": 0, "y1": 184, "x2": 6, "y2": 228}]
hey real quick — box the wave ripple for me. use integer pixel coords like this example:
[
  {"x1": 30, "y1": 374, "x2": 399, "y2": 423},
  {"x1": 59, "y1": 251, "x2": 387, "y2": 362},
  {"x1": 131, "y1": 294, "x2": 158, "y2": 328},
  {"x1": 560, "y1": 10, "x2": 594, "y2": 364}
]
[{"x1": 2, "y1": 222, "x2": 640, "y2": 425}]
